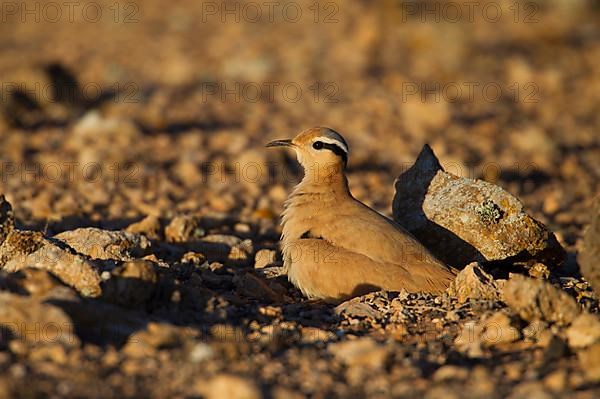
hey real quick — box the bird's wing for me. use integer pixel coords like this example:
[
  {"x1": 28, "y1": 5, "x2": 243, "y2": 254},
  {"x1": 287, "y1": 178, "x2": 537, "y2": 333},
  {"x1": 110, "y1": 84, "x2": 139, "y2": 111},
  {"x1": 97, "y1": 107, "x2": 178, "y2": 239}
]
[
  {"x1": 287, "y1": 237, "x2": 421, "y2": 301},
  {"x1": 311, "y1": 199, "x2": 456, "y2": 284}
]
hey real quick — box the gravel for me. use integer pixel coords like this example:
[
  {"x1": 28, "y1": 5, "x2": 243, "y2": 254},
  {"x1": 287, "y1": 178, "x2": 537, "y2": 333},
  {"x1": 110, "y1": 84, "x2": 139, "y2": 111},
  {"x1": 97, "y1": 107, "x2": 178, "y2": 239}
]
[{"x1": 0, "y1": 1, "x2": 599, "y2": 397}]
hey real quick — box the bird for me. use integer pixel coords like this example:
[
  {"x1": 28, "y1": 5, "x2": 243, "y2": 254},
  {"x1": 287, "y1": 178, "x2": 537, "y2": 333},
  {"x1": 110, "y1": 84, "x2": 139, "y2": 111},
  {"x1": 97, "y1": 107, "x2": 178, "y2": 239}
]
[{"x1": 266, "y1": 127, "x2": 456, "y2": 302}]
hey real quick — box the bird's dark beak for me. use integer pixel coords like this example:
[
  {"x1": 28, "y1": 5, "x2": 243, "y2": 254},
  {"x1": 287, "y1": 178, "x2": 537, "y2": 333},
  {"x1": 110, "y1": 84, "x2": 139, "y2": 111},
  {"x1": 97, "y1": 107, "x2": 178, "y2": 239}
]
[{"x1": 266, "y1": 139, "x2": 293, "y2": 148}]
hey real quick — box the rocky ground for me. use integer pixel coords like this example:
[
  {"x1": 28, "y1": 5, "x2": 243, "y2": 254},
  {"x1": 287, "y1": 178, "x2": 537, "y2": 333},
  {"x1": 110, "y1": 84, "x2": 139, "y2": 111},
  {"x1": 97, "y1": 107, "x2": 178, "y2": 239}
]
[{"x1": 0, "y1": 0, "x2": 600, "y2": 398}]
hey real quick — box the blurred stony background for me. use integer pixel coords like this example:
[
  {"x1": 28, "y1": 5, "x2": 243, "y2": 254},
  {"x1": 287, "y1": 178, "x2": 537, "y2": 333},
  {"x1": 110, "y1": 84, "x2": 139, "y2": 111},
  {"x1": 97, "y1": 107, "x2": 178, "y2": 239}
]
[{"x1": 0, "y1": 0, "x2": 599, "y2": 397}]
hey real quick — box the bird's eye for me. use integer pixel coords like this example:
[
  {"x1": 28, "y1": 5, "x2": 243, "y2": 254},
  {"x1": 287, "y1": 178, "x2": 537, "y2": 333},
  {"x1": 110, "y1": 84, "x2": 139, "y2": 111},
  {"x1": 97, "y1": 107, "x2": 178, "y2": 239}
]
[{"x1": 312, "y1": 141, "x2": 324, "y2": 150}]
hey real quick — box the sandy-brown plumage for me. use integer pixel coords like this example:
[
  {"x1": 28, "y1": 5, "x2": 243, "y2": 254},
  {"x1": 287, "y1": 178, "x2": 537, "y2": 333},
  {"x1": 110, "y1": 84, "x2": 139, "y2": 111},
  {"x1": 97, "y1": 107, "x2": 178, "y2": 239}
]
[{"x1": 267, "y1": 127, "x2": 456, "y2": 302}]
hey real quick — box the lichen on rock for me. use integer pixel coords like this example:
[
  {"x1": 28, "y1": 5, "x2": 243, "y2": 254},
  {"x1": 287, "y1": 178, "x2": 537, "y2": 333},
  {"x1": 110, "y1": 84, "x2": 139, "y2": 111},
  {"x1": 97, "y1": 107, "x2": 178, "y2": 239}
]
[{"x1": 393, "y1": 145, "x2": 565, "y2": 268}]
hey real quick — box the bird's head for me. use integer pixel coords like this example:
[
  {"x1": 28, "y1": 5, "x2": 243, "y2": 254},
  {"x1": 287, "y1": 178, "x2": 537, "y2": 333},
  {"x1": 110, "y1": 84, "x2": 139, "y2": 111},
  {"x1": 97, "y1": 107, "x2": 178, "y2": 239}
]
[{"x1": 266, "y1": 127, "x2": 349, "y2": 173}]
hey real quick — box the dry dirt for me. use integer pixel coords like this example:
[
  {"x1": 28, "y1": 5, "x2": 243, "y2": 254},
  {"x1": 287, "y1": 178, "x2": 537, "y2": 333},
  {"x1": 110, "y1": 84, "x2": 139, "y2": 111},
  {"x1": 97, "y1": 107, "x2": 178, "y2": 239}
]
[{"x1": 0, "y1": 0, "x2": 599, "y2": 398}]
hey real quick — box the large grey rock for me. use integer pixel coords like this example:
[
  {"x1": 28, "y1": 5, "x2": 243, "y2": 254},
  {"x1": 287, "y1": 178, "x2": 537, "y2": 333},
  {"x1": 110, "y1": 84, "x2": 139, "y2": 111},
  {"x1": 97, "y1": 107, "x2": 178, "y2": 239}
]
[
  {"x1": 393, "y1": 145, "x2": 565, "y2": 268},
  {"x1": 579, "y1": 197, "x2": 600, "y2": 295}
]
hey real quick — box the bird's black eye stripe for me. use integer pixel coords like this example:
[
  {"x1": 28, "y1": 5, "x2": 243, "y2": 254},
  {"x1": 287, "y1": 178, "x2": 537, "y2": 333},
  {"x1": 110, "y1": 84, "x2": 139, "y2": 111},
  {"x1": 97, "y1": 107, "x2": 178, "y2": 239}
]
[{"x1": 313, "y1": 141, "x2": 348, "y2": 166}]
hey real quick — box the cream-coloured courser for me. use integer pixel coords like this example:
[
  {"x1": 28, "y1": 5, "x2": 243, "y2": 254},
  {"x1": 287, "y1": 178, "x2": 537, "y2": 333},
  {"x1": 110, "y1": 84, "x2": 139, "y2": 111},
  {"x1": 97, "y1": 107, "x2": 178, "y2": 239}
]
[{"x1": 267, "y1": 127, "x2": 456, "y2": 302}]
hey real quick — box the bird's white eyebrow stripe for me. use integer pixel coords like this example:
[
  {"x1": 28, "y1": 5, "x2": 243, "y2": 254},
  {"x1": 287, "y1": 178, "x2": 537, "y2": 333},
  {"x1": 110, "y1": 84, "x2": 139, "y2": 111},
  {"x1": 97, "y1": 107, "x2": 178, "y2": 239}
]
[{"x1": 314, "y1": 137, "x2": 348, "y2": 154}]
